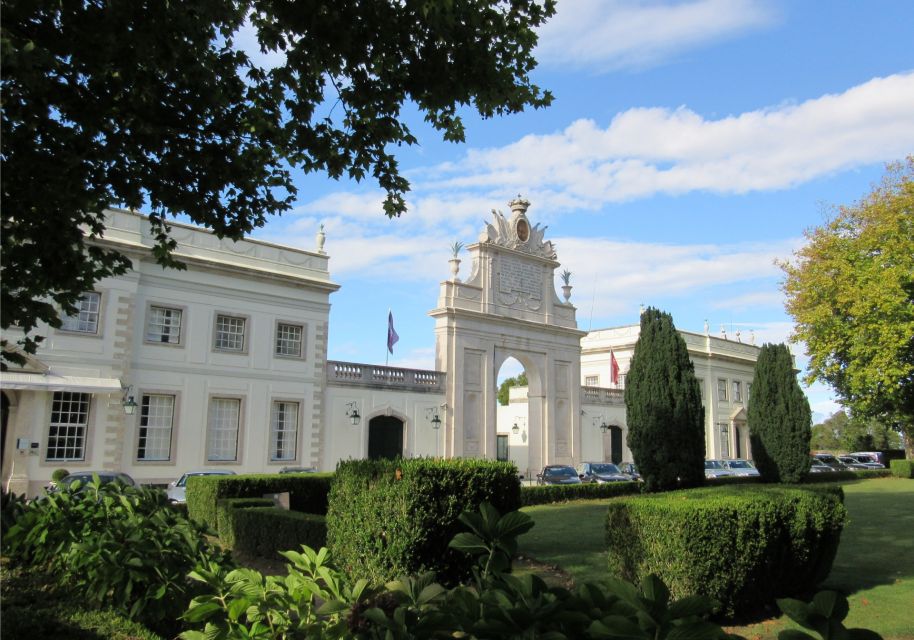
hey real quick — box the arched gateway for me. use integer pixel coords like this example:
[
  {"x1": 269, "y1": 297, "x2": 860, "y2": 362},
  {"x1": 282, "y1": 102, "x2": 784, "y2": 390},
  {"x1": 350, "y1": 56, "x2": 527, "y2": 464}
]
[{"x1": 430, "y1": 198, "x2": 586, "y2": 471}]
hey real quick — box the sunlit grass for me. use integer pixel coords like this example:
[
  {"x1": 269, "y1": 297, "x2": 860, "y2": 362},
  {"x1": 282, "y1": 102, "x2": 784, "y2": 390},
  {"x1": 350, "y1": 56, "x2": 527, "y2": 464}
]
[{"x1": 519, "y1": 477, "x2": 914, "y2": 639}]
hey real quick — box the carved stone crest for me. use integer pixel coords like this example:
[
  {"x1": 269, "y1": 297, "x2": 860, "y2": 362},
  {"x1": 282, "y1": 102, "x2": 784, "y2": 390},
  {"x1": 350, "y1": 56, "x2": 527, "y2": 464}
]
[{"x1": 478, "y1": 197, "x2": 557, "y2": 259}]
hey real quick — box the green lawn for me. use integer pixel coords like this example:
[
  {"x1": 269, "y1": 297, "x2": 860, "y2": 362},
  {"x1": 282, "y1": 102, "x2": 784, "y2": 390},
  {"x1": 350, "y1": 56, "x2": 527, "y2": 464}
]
[{"x1": 519, "y1": 477, "x2": 914, "y2": 639}]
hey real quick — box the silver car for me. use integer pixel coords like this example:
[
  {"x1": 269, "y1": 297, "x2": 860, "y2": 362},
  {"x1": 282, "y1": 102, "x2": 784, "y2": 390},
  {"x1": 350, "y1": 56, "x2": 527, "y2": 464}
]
[
  {"x1": 704, "y1": 459, "x2": 734, "y2": 479},
  {"x1": 166, "y1": 470, "x2": 235, "y2": 503},
  {"x1": 720, "y1": 459, "x2": 760, "y2": 477}
]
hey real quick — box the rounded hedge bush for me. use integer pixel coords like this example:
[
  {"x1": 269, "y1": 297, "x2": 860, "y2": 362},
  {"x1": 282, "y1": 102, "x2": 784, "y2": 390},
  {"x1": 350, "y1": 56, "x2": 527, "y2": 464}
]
[{"x1": 605, "y1": 484, "x2": 847, "y2": 618}]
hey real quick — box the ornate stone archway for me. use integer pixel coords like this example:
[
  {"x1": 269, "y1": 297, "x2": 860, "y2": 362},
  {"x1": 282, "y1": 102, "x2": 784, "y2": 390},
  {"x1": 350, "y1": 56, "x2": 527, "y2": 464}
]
[{"x1": 430, "y1": 198, "x2": 586, "y2": 470}]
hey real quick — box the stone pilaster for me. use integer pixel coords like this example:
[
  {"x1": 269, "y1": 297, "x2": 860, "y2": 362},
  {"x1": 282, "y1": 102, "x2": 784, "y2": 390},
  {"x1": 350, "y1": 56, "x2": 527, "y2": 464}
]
[
  {"x1": 102, "y1": 293, "x2": 135, "y2": 470},
  {"x1": 309, "y1": 320, "x2": 329, "y2": 469}
]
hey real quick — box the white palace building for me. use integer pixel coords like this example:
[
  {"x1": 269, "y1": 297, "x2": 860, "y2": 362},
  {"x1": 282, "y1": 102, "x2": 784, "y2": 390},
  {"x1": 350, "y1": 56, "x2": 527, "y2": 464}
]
[{"x1": 1, "y1": 200, "x2": 763, "y2": 496}]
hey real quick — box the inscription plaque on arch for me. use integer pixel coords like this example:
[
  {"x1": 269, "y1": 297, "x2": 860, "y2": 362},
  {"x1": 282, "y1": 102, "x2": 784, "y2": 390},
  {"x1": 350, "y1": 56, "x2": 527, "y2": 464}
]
[{"x1": 498, "y1": 257, "x2": 542, "y2": 300}]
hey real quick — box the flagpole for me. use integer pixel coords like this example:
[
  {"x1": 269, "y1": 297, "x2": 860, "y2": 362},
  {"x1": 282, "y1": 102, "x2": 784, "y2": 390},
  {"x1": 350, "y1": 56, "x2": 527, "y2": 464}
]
[{"x1": 386, "y1": 308, "x2": 390, "y2": 367}]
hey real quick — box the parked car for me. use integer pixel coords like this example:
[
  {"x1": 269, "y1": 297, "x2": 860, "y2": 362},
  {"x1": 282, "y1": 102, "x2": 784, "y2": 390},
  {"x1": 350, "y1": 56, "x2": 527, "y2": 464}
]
[
  {"x1": 577, "y1": 462, "x2": 633, "y2": 483},
  {"x1": 55, "y1": 471, "x2": 136, "y2": 491},
  {"x1": 617, "y1": 462, "x2": 641, "y2": 480},
  {"x1": 837, "y1": 455, "x2": 874, "y2": 470},
  {"x1": 704, "y1": 459, "x2": 734, "y2": 479},
  {"x1": 278, "y1": 466, "x2": 317, "y2": 474},
  {"x1": 166, "y1": 470, "x2": 236, "y2": 503},
  {"x1": 536, "y1": 465, "x2": 582, "y2": 486},
  {"x1": 720, "y1": 459, "x2": 760, "y2": 477},
  {"x1": 849, "y1": 451, "x2": 889, "y2": 467},
  {"x1": 813, "y1": 453, "x2": 849, "y2": 471},
  {"x1": 809, "y1": 458, "x2": 834, "y2": 473},
  {"x1": 843, "y1": 454, "x2": 885, "y2": 469}
]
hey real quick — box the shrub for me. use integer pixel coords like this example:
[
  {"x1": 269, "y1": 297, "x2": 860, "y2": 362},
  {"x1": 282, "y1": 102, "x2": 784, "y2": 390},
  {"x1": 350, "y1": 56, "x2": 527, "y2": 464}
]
[
  {"x1": 326, "y1": 457, "x2": 520, "y2": 585},
  {"x1": 186, "y1": 472, "x2": 333, "y2": 529},
  {"x1": 625, "y1": 308, "x2": 705, "y2": 491},
  {"x1": 521, "y1": 481, "x2": 640, "y2": 505},
  {"x1": 604, "y1": 485, "x2": 847, "y2": 618},
  {"x1": 215, "y1": 497, "x2": 274, "y2": 548},
  {"x1": 2, "y1": 477, "x2": 229, "y2": 632},
  {"x1": 51, "y1": 468, "x2": 70, "y2": 482},
  {"x1": 748, "y1": 343, "x2": 813, "y2": 483},
  {"x1": 890, "y1": 459, "x2": 914, "y2": 478},
  {"x1": 232, "y1": 507, "x2": 327, "y2": 558}
]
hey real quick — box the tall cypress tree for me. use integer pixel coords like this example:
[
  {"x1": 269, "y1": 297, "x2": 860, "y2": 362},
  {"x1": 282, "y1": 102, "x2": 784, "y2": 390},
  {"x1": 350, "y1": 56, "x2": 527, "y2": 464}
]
[
  {"x1": 624, "y1": 308, "x2": 706, "y2": 492},
  {"x1": 748, "y1": 343, "x2": 812, "y2": 483}
]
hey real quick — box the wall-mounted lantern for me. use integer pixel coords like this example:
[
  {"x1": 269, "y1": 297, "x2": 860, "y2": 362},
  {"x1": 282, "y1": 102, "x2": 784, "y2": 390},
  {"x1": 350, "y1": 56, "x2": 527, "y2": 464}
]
[
  {"x1": 122, "y1": 385, "x2": 138, "y2": 416},
  {"x1": 425, "y1": 407, "x2": 442, "y2": 429},
  {"x1": 345, "y1": 401, "x2": 361, "y2": 426}
]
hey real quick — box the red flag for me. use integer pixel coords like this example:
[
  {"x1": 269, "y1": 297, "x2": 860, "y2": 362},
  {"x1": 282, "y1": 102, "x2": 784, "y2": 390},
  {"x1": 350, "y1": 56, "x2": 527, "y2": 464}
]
[{"x1": 611, "y1": 350, "x2": 620, "y2": 386}]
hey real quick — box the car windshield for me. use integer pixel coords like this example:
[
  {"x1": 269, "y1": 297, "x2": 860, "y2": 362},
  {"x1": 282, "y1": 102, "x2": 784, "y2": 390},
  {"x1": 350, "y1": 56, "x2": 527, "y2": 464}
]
[
  {"x1": 546, "y1": 466, "x2": 576, "y2": 477},
  {"x1": 591, "y1": 464, "x2": 621, "y2": 474},
  {"x1": 728, "y1": 460, "x2": 752, "y2": 469},
  {"x1": 811, "y1": 459, "x2": 828, "y2": 467},
  {"x1": 817, "y1": 455, "x2": 839, "y2": 464},
  {"x1": 705, "y1": 460, "x2": 724, "y2": 469}
]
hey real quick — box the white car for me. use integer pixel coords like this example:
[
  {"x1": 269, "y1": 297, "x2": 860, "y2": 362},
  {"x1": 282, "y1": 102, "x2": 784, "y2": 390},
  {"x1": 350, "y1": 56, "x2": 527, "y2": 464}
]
[
  {"x1": 166, "y1": 470, "x2": 235, "y2": 503},
  {"x1": 720, "y1": 459, "x2": 760, "y2": 477}
]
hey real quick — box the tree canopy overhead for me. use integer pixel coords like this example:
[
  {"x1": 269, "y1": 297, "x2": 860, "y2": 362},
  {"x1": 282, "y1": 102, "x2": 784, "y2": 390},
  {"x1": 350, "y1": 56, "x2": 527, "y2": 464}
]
[
  {"x1": 0, "y1": 0, "x2": 556, "y2": 362},
  {"x1": 780, "y1": 157, "x2": 914, "y2": 458}
]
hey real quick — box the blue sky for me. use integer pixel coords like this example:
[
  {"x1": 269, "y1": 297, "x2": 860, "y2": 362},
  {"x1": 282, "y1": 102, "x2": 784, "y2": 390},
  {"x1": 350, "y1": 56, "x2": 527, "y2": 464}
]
[{"x1": 248, "y1": 0, "x2": 914, "y2": 422}]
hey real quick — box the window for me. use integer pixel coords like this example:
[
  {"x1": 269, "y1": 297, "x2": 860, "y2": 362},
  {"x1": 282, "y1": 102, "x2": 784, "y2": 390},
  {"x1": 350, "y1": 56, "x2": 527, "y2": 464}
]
[
  {"x1": 719, "y1": 423, "x2": 730, "y2": 458},
  {"x1": 207, "y1": 398, "x2": 241, "y2": 461},
  {"x1": 214, "y1": 314, "x2": 246, "y2": 351},
  {"x1": 275, "y1": 322, "x2": 304, "y2": 358},
  {"x1": 146, "y1": 306, "x2": 182, "y2": 344},
  {"x1": 137, "y1": 394, "x2": 175, "y2": 461},
  {"x1": 697, "y1": 378, "x2": 705, "y2": 399},
  {"x1": 618, "y1": 374, "x2": 626, "y2": 388},
  {"x1": 47, "y1": 392, "x2": 90, "y2": 461},
  {"x1": 747, "y1": 383, "x2": 752, "y2": 402},
  {"x1": 270, "y1": 400, "x2": 299, "y2": 461},
  {"x1": 732, "y1": 381, "x2": 742, "y2": 403},
  {"x1": 717, "y1": 378, "x2": 728, "y2": 401},
  {"x1": 60, "y1": 292, "x2": 100, "y2": 334},
  {"x1": 585, "y1": 375, "x2": 599, "y2": 387},
  {"x1": 496, "y1": 434, "x2": 509, "y2": 462}
]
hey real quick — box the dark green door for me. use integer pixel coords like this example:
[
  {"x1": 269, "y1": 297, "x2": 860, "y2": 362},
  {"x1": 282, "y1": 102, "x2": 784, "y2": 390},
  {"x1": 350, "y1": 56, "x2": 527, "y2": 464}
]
[
  {"x1": 368, "y1": 416, "x2": 403, "y2": 460},
  {"x1": 609, "y1": 426, "x2": 623, "y2": 464}
]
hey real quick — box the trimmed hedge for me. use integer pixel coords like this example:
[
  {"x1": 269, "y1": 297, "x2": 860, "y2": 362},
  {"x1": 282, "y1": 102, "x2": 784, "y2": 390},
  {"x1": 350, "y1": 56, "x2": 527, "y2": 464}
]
[
  {"x1": 521, "y1": 481, "x2": 641, "y2": 505},
  {"x1": 231, "y1": 507, "x2": 327, "y2": 558},
  {"x1": 215, "y1": 498, "x2": 274, "y2": 548},
  {"x1": 890, "y1": 459, "x2": 914, "y2": 478},
  {"x1": 327, "y1": 457, "x2": 520, "y2": 585},
  {"x1": 605, "y1": 485, "x2": 847, "y2": 618},
  {"x1": 186, "y1": 472, "x2": 333, "y2": 529}
]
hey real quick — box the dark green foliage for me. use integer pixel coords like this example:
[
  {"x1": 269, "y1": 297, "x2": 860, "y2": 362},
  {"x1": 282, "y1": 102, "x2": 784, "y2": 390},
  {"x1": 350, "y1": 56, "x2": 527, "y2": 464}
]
[
  {"x1": 231, "y1": 508, "x2": 327, "y2": 558},
  {"x1": 624, "y1": 308, "x2": 706, "y2": 491},
  {"x1": 186, "y1": 471, "x2": 333, "y2": 529},
  {"x1": 605, "y1": 485, "x2": 847, "y2": 618},
  {"x1": 1, "y1": 563, "x2": 164, "y2": 640},
  {"x1": 748, "y1": 343, "x2": 813, "y2": 483},
  {"x1": 215, "y1": 497, "x2": 274, "y2": 548},
  {"x1": 777, "y1": 590, "x2": 884, "y2": 640},
  {"x1": 51, "y1": 468, "x2": 70, "y2": 482},
  {"x1": 2, "y1": 477, "x2": 229, "y2": 633},
  {"x1": 326, "y1": 457, "x2": 520, "y2": 585},
  {"x1": 521, "y1": 481, "x2": 641, "y2": 505},
  {"x1": 1, "y1": 0, "x2": 556, "y2": 365},
  {"x1": 890, "y1": 459, "x2": 914, "y2": 478},
  {"x1": 0, "y1": 490, "x2": 26, "y2": 536},
  {"x1": 183, "y1": 505, "x2": 736, "y2": 640}
]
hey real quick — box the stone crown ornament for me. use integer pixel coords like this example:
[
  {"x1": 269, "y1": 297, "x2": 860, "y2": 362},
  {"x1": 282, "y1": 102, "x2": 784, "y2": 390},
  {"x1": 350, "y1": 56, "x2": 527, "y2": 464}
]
[{"x1": 478, "y1": 196, "x2": 557, "y2": 260}]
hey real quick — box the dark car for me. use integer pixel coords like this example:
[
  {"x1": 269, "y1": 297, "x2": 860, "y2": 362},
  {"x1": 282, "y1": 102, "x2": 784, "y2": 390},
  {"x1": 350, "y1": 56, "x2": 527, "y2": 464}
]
[
  {"x1": 837, "y1": 455, "x2": 873, "y2": 470},
  {"x1": 536, "y1": 465, "x2": 582, "y2": 486},
  {"x1": 809, "y1": 458, "x2": 834, "y2": 473},
  {"x1": 577, "y1": 462, "x2": 633, "y2": 483},
  {"x1": 813, "y1": 453, "x2": 849, "y2": 471},
  {"x1": 56, "y1": 471, "x2": 135, "y2": 491},
  {"x1": 618, "y1": 462, "x2": 641, "y2": 480}
]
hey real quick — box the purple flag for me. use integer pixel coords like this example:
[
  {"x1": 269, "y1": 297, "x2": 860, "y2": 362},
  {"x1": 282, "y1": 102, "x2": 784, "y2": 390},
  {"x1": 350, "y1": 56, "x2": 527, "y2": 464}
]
[{"x1": 387, "y1": 311, "x2": 399, "y2": 354}]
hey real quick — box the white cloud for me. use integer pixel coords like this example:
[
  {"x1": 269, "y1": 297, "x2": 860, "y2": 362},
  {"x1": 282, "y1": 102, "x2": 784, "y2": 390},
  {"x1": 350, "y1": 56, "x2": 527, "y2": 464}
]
[
  {"x1": 711, "y1": 290, "x2": 786, "y2": 312},
  {"x1": 536, "y1": 0, "x2": 776, "y2": 71},
  {"x1": 425, "y1": 73, "x2": 914, "y2": 206}
]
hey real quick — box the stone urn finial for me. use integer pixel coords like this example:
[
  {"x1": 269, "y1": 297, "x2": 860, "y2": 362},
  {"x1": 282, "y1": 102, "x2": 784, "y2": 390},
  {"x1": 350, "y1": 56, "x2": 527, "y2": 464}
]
[
  {"x1": 560, "y1": 269, "x2": 572, "y2": 302},
  {"x1": 449, "y1": 241, "x2": 464, "y2": 281},
  {"x1": 316, "y1": 223, "x2": 326, "y2": 254}
]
